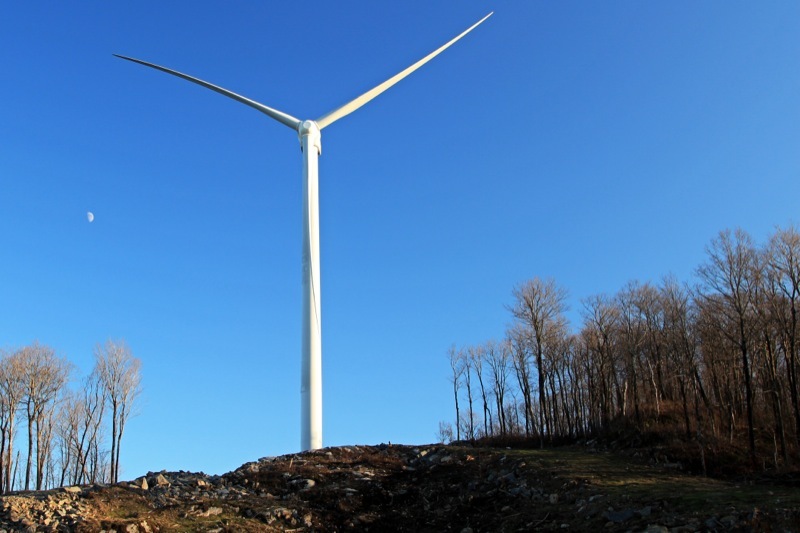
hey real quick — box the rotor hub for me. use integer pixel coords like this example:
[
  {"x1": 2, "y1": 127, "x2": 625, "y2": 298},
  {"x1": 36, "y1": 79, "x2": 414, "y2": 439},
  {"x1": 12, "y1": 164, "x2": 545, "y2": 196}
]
[{"x1": 298, "y1": 120, "x2": 321, "y2": 155}]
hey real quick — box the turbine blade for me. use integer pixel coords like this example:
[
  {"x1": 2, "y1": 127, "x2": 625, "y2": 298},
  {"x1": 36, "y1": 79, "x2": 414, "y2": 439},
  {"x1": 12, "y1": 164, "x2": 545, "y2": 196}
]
[
  {"x1": 315, "y1": 12, "x2": 492, "y2": 130},
  {"x1": 114, "y1": 54, "x2": 302, "y2": 131}
]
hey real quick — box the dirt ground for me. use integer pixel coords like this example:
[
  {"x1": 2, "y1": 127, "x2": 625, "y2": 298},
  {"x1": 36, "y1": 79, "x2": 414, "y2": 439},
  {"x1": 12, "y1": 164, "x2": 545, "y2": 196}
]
[{"x1": 0, "y1": 443, "x2": 798, "y2": 532}]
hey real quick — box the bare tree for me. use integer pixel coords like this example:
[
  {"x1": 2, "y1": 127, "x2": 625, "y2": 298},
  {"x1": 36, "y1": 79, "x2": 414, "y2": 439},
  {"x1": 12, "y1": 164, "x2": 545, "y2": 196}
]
[
  {"x1": 696, "y1": 294, "x2": 740, "y2": 441},
  {"x1": 636, "y1": 283, "x2": 667, "y2": 417},
  {"x1": 460, "y1": 348, "x2": 476, "y2": 441},
  {"x1": 19, "y1": 342, "x2": 71, "y2": 491},
  {"x1": 56, "y1": 390, "x2": 81, "y2": 487},
  {"x1": 0, "y1": 349, "x2": 25, "y2": 492},
  {"x1": 95, "y1": 340, "x2": 141, "y2": 484},
  {"x1": 615, "y1": 281, "x2": 647, "y2": 424},
  {"x1": 581, "y1": 294, "x2": 620, "y2": 432},
  {"x1": 548, "y1": 334, "x2": 575, "y2": 437},
  {"x1": 696, "y1": 228, "x2": 761, "y2": 465},
  {"x1": 566, "y1": 334, "x2": 590, "y2": 437},
  {"x1": 55, "y1": 371, "x2": 108, "y2": 487},
  {"x1": 447, "y1": 346, "x2": 464, "y2": 442},
  {"x1": 469, "y1": 345, "x2": 492, "y2": 437},
  {"x1": 485, "y1": 340, "x2": 510, "y2": 436},
  {"x1": 509, "y1": 277, "x2": 569, "y2": 445},
  {"x1": 660, "y1": 276, "x2": 707, "y2": 438},
  {"x1": 38, "y1": 401, "x2": 58, "y2": 489},
  {"x1": 436, "y1": 421, "x2": 454, "y2": 444},
  {"x1": 79, "y1": 371, "x2": 108, "y2": 484},
  {"x1": 766, "y1": 225, "x2": 800, "y2": 444},
  {"x1": 507, "y1": 324, "x2": 535, "y2": 437},
  {"x1": 757, "y1": 254, "x2": 790, "y2": 465}
]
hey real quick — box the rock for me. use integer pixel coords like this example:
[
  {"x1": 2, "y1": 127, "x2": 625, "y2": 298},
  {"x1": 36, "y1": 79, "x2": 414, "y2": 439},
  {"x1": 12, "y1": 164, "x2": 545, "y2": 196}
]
[
  {"x1": 509, "y1": 486, "x2": 530, "y2": 497},
  {"x1": 291, "y1": 478, "x2": 316, "y2": 490},
  {"x1": 151, "y1": 474, "x2": 170, "y2": 487},
  {"x1": 603, "y1": 508, "x2": 635, "y2": 523},
  {"x1": 274, "y1": 507, "x2": 294, "y2": 520},
  {"x1": 500, "y1": 472, "x2": 517, "y2": 484},
  {"x1": 0, "y1": 444, "x2": 787, "y2": 533}
]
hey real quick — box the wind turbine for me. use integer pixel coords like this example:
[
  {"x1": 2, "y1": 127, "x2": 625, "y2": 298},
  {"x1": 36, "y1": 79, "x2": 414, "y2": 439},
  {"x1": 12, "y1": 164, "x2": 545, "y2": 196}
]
[{"x1": 115, "y1": 12, "x2": 492, "y2": 451}]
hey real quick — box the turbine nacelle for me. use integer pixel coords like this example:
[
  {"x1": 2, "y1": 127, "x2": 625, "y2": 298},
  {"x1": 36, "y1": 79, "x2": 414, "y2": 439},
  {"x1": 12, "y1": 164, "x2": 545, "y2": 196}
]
[{"x1": 299, "y1": 120, "x2": 321, "y2": 155}]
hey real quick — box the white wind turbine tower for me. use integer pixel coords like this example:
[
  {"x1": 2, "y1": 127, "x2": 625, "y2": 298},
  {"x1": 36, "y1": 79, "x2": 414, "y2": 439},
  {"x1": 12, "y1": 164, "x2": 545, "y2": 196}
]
[{"x1": 116, "y1": 12, "x2": 492, "y2": 451}]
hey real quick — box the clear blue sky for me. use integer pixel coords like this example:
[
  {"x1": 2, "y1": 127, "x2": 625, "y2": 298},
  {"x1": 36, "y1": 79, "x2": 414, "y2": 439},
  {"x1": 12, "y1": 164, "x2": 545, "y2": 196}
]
[{"x1": 1, "y1": 2, "x2": 798, "y2": 479}]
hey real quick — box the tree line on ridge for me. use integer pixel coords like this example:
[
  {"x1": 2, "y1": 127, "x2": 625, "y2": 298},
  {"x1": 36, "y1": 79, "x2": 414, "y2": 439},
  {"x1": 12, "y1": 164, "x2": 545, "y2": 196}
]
[{"x1": 444, "y1": 225, "x2": 800, "y2": 472}]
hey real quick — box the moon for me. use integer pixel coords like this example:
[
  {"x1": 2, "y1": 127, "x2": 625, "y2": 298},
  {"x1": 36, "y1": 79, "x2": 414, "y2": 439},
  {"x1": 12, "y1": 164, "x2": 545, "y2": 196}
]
[{"x1": 87, "y1": 212, "x2": 94, "y2": 223}]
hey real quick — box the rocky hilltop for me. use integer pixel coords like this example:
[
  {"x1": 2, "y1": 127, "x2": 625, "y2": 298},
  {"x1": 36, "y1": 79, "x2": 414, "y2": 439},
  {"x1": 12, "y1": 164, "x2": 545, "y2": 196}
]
[{"x1": 0, "y1": 444, "x2": 797, "y2": 532}]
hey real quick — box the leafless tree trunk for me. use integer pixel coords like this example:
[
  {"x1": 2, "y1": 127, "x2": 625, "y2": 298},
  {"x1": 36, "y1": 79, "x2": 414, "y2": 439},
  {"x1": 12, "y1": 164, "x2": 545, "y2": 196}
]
[
  {"x1": 0, "y1": 350, "x2": 25, "y2": 493},
  {"x1": 582, "y1": 294, "x2": 619, "y2": 433},
  {"x1": 19, "y1": 342, "x2": 71, "y2": 490},
  {"x1": 469, "y1": 345, "x2": 492, "y2": 437},
  {"x1": 509, "y1": 277, "x2": 569, "y2": 446},
  {"x1": 447, "y1": 346, "x2": 463, "y2": 442},
  {"x1": 95, "y1": 339, "x2": 141, "y2": 484},
  {"x1": 508, "y1": 325, "x2": 534, "y2": 437},
  {"x1": 486, "y1": 340, "x2": 509, "y2": 436},
  {"x1": 55, "y1": 372, "x2": 107, "y2": 487},
  {"x1": 615, "y1": 281, "x2": 650, "y2": 425},
  {"x1": 461, "y1": 349, "x2": 476, "y2": 441},
  {"x1": 96, "y1": 341, "x2": 139, "y2": 484},
  {"x1": 767, "y1": 225, "x2": 800, "y2": 445},
  {"x1": 660, "y1": 277, "x2": 701, "y2": 437},
  {"x1": 37, "y1": 403, "x2": 57, "y2": 489},
  {"x1": 56, "y1": 391, "x2": 79, "y2": 487},
  {"x1": 697, "y1": 228, "x2": 760, "y2": 465},
  {"x1": 80, "y1": 371, "x2": 107, "y2": 484}
]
